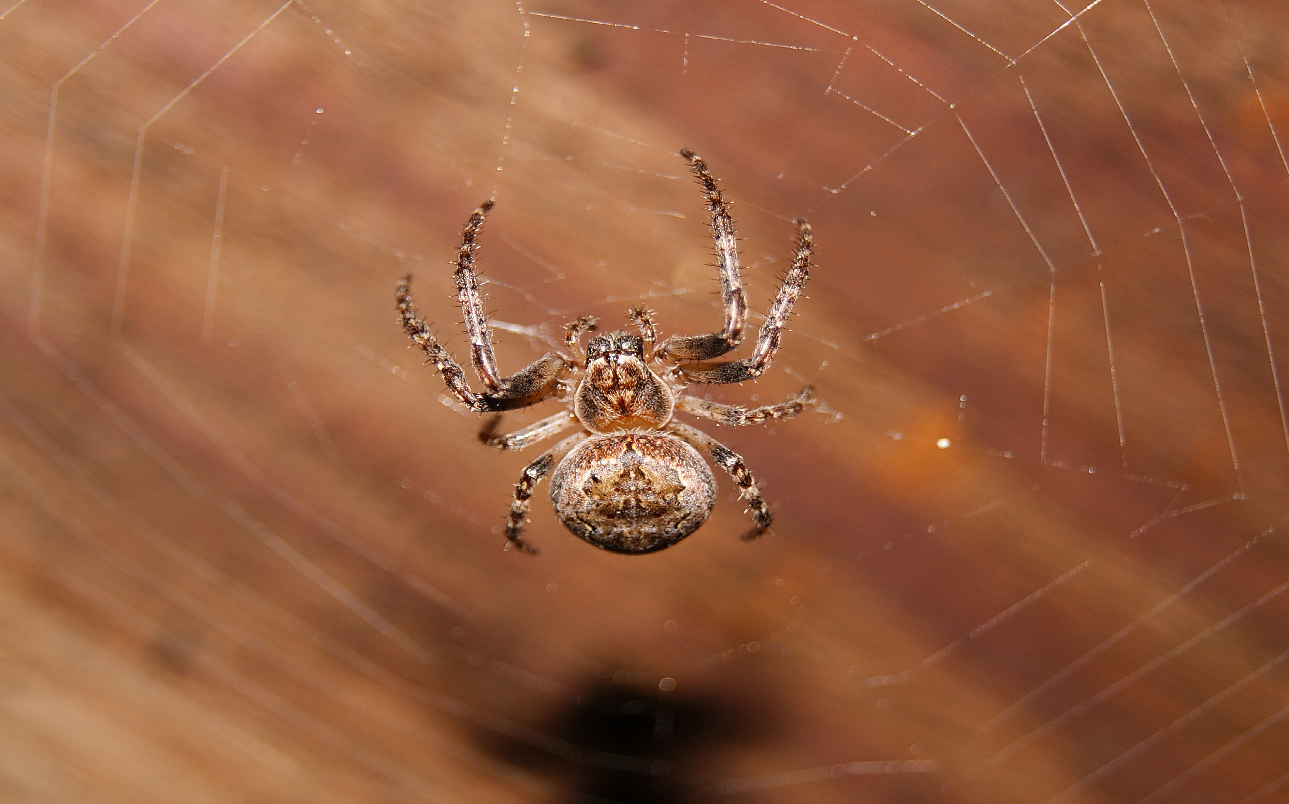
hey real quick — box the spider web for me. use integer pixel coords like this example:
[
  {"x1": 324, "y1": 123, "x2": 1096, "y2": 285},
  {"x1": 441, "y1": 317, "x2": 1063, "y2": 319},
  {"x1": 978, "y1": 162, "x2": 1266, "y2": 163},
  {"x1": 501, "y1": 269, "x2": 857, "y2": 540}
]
[{"x1": 0, "y1": 0, "x2": 1287, "y2": 802}]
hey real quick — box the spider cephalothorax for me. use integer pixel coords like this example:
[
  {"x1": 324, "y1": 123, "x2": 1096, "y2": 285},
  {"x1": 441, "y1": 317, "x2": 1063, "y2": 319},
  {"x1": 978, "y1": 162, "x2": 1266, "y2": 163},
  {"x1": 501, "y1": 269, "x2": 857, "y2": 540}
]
[
  {"x1": 396, "y1": 149, "x2": 818, "y2": 554},
  {"x1": 575, "y1": 332, "x2": 672, "y2": 433}
]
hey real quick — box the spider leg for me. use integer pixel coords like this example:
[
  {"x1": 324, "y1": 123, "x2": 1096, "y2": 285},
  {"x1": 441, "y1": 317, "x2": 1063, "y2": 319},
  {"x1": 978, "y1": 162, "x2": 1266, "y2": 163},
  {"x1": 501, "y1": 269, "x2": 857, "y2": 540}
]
[
  {"x1": 398, "y1": 276, "x2": 566, "y2": 411},
  {"x1": 626, "y1": 307, "x2": 658, "y2": 360},
  {"x1": 397, "y1": 276, "x2": 488, "y2": 410},
  {"x1": 454, "y1": 200, "x2": 507, "y2": 392},
  {"x1": 564, "y1": 316, "x2": 598, "y2": 363},
  {"x1": 398, "y1": 203, "x2": 571, "y2": 411},
  {"x1": 503, "y1": 432, "x2": 587, "y2": 553},
  {"x1": 655, "y1": 150, "x2": 747, "y2": 362},
  {"x1": 480, "y1": 411, "x2": 577, "y2": 450},
  {"x1": 452, "y1": 200, "x2": 572, "y2": 399},
  {"x1": 667, "y1": 421, "x2": 771, "y2": 541},
  {"x1": 678, "y1": 218, "x2": 813, "y2": 385},
  {"x1": 676, "y1": 386, "x2": 814, "y2": 426}
]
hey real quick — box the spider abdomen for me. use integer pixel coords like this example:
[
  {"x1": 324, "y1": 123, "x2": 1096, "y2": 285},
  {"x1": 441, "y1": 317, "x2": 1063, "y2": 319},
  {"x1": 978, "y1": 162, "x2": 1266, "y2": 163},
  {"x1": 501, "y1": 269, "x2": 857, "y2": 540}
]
[{"x1": 549, "y1": 433, "x2": 716, "y2": 554}]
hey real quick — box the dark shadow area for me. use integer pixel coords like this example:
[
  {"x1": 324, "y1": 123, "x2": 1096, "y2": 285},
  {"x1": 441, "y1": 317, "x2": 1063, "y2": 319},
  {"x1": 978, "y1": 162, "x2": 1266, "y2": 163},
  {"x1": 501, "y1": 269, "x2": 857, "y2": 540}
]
[{"x1": 474, "y1": 676, "x2": 769, "y2": 804}]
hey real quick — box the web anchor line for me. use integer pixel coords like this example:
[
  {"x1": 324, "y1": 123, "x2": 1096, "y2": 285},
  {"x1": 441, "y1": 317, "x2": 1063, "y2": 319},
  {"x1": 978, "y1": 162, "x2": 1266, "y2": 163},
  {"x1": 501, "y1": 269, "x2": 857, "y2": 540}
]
[
  {"x1": 972, "y1": 575, "x2": 1289, "y2": 776},
  {"x1": 1050, "y1": 647, "x2": 1289, "y2": 803},
  {"x1": 1063, "y1": 7, "x2": 1243, "y2": 492},
  {"x1": 980, "y1": 524, "x2": 1280, "y2": 735},
  {"x1": 859, "y1": 561, "x2": 1092, "y2": 689}
]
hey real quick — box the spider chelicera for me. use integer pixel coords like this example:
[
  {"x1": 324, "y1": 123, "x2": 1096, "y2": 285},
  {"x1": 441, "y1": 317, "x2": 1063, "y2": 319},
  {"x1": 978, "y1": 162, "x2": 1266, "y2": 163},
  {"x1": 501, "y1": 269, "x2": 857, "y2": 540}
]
[{"x1": 396, "y1": 149, "x2": 818, "y2": 554}]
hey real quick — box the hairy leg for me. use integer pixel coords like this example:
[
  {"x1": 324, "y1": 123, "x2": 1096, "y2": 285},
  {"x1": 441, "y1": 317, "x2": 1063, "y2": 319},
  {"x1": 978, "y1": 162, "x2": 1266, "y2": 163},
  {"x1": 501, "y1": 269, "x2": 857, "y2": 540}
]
[
  {"x1": 656, "y1": 150, "x2": 747, "y2": 362},
  {"x1": 679, "y1": 218, "x2": 813, "y2": 385},
  {"x1": 397, "y1": 276, "x2": 488, "y2": 410},
  {"x1": 480, "y1": 411, "x2": 577, "y2": 450},
  {"x1": 503, "y1": 432, "x2": 587, "y2": 553},
  {"x1": 668, "y1": 421, "x2": 771, "y2": 541},
  {"x1": 676, "y1": 386, "x2": 814, "y2": 426},
  {"x1": 452, "y1": 200, "x2": 506, "y2": 391},
  {"x1": 397, "y1": 274, "x2": 567, "y2": 411}
]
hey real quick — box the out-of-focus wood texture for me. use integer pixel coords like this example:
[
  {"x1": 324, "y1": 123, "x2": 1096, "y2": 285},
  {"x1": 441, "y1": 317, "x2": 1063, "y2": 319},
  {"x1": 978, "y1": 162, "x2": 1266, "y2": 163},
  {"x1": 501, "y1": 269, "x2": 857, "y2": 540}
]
[{"x1": 0, "y1": 1, "x2": 1287, "y2": 802}]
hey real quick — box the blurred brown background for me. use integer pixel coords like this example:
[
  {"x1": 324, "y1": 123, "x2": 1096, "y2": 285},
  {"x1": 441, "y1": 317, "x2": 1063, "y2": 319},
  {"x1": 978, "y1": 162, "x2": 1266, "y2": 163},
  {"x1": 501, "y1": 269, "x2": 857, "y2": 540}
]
[{"x1": 1, "y1": 1, "x2": 1287, "y2": 802}]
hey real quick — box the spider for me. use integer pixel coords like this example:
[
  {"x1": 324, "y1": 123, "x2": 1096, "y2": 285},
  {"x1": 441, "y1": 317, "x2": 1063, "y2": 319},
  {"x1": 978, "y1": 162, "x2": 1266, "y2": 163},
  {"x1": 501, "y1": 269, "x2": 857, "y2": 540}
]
[{"x1": 396, "y1": 149, "x2": 818, "y2": 554}]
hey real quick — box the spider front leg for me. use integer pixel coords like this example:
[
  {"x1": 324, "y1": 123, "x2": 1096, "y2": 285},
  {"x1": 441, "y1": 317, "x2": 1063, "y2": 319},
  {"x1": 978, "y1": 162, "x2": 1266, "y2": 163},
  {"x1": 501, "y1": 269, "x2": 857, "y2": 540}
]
[
  {"x1": 668, "y1": 421, "x2": 771, "y2": 541},
  {"x1": 503, "y1": 432, "x2": 587, "y2": 553},
  {"x1": 396, "y1": 201, "x2": 569, "y2": 411},
  {"x1": 655, "y1": 150, "x2": 747, "y2": 363},
  {"x1": 680, "y1": 218, "x2": 813, "y2": 385},
  {"x1": 676, "y1": 386, "x2": 815, "y2": 426}
]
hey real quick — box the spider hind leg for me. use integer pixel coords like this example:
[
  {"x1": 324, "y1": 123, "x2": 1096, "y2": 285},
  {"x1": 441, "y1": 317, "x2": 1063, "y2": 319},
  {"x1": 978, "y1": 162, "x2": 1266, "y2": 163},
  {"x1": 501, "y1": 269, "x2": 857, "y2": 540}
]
[
  {"x1": 503, "y1": 432, "x2": 587, "y2": 554},
  {"x1": 668, "y1": 421, "x2": 772, "y2": 540}
]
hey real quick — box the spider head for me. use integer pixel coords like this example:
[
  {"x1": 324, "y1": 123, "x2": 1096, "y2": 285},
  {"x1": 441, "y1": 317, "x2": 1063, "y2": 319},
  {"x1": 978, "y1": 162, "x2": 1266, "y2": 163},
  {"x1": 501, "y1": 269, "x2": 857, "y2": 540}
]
[{"x1": 584, "y1": 331, "x2": 645, "y2": 362}]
